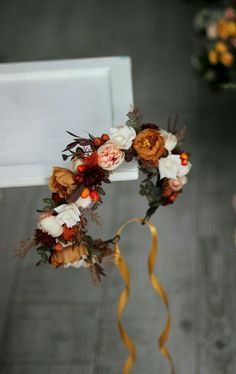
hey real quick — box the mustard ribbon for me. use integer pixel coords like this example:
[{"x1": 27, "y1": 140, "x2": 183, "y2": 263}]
[{"x1": 114, "y1": 218, "x2": 175, "y2": 374}]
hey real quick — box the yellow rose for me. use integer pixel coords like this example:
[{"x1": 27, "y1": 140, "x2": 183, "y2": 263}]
[
  {"x1": 217, "y1": 20, "x2": 230, "y2": 39},
  {"x1": 215, "y1": 42, "x2": 227, "y2": 53},
  {"x1": 227, "y1": 21, "x2": 236, "y2": 36},
  {"x1": 208, "y1": 50, "x2": 218, "y2": 65},
  {"x1": 220, "y1": 51, "x2": 234, "y2": 66}
]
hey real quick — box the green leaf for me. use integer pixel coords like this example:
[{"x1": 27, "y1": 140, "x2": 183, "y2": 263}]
[
  {"x1": 43, "y1": 198, "x2": 53, "y2": 206},
  {"x1": 36, "y1": 245, "x2": 51, "y2": 252}
]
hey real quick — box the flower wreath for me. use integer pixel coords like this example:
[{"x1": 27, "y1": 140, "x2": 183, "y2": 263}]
[
  {"x1": 192, "y1": 4, "x2": 236, "y2": 89},
  {"x1": 18, "y1": 108, "x2": 192, "y2": 373}
]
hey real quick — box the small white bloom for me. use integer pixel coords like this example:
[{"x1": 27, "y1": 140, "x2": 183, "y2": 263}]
[
  {"x1": 207, "y1": 23, "x2": 218, "y2": 39},
  {"x1": 160, "y1": 130, "x2": 178, "y2": 152},
  {"x1": 64, "y1": 255, "x2": 88, "y2": 269},
  {"x1": 179, "y1": 176, "x2": 188, "y2": 185},
  {"x1": 55, "y1": 203, "x2": 81, "y2": 227},
  {"x1": 109, "y1": 125, "x2": 136, "y2": 150},
  {"x1": 75, "y1": 196, "x2": 92, "y2": 208},
  {"x1": 38, "y1": 216, "x2": 63, "y2": 238},
  {"x1": 159, "y1": 154, "x2": 192, "y2": 180},
  {"x1": 70, "y1": 158, "x2": 83, "y2": 173}
]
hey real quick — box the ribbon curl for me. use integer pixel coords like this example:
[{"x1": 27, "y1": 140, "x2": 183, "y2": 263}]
[{"x1": 114, "y1": 218, "x2": 175, "y2": 374}]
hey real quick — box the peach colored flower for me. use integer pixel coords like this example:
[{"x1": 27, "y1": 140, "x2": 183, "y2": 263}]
[
  {"x1": 97, "y1": 143, "x2": 124, "y2": 171},
  {"x1": 168, "y1": 176, "x2": 187, "y2": 191},
  {"x1": 49, "y1": 167, "x2": 77, "y2": 198}
]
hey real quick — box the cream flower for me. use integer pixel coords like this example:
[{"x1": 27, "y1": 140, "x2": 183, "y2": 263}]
[
  {"x1": 97, "y1": 142, "x2": 124, "y2": 171},
  {"x1": 109, "y1": 125, "x2": 136, "y2": 150},
  {"x1": 75, "y1": 196, "x2": 92, "y2": 208},
  {"x1": 160, "y1": 130, "x2": 178, "y2": 153},
  {"x1": 55, "y1": 203, "x2": 81, "y2": 227},
  {"x1": 168, "y1": 176, "x2": 187, "y2": 191},
  {"x1": 207, "y1": 23, "x2": 218, "y2": 39},
  {"x1": 70, "y1": 158, "x2": 83, "y2": 173},
  {"x1": 64, "y1": 255, "x2": 88, "y2": 269},
  {"x1": 38, "y1": 216, "x2": 63, "y2": 238},
  {"x1": 159, "y1": 154, "x2": 191, "y2": 180}
]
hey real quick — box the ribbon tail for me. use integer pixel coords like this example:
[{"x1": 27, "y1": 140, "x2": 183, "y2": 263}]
[
  {"x1": 147, "y1": 221, "x2": 175, "y2": 374},
  {"x1": 114, "y1": 218, "x2": 175, "y2": 374},
  {"x1": 114, "y1": 238, "x2": 136, "y2": 374}
]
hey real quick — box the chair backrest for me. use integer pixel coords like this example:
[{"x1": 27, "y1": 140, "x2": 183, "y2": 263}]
[{"x1": 0, "y1": 57, "x2": 138, "y2": 188}]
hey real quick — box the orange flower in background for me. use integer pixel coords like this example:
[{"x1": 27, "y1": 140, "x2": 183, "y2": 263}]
[
  {"x1": 215, "y1": 41, "x2": 227, "y2": 53},
  {"x1": 217, "y1": 19, "x2": 236, "y2": 39},
  {"x1": 133, "y1": 128, "x2": 165, "y2": 166},
  {"x1": 220, "y1": 51, "x2": 234, "y2": 66},
  {"x1": 208, "y1": 49, "x2": 218, "y2": 65},
  {"x1": 49, "y1": 166, "x2": 77, "y2": 198},
  {"x1": 63, "y1": 225, "x2": 79, "y2": 241}
]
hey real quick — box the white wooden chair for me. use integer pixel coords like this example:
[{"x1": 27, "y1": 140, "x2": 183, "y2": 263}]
[{"x1": 0, "y1": 57, "x2": 138, "y2": 188}]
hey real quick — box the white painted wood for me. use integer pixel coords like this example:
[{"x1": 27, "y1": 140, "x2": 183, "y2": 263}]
[{"x1": 0, "y1": 57, "x2": 138, "y2": 188}]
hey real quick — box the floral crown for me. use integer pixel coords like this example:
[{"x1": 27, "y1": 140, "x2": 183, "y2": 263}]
[
  {"x1": 193, "y1": 4, "x2": 236, "y2": 89},
  {"x1": 18, "y1": 108, "x2": 192, "y2": 373}
]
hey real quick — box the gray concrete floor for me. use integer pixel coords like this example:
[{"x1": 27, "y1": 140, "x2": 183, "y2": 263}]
[{"x1": 0, "y1": 0, "x2": 236, "y2": 373}]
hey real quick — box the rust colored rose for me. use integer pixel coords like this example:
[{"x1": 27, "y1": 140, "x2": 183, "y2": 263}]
[
  {"x1": 133, "y1": 128, "x2": 165, "y2": 166},
  {"x1": 49, "y1": 167, "x2": 77, "y2": 198},
  {"x1": 50, "y1": 244, "x2": 88, "y2": 267}
]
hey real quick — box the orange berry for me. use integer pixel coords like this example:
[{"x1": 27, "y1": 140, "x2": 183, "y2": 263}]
[
  {"x1": 93, "y1": 137, "x2": 103, "y2": 146},
  {"x1": 77, "y1": 164, "x2": 87, "y2": 173},
  {"x1": 90, "y1": 190, "x2": 100, "y2": 202},
  {"x1": 81, "y1": 187, "x2": 90, "y2": 199},
  {"x1": 180, "y1": 152, "x2": 189, "y2": 160},
  {"x1": 168, "y1": 192, "x2": 178, "y2": 203},
  {"x1": 101, "y1": 133, "x2": 110, "y2": 142},
  {"x1": 54, "y1": 243, "x2": 63, "y2": 251}
]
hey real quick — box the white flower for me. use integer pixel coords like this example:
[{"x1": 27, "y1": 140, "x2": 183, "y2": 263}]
[
  {"x1": 159, "y1": 154, "x2": 192, "y2": 180},
  {"x1": 70, "y1": 158, "x2": 83, "y2": 173},
  {"x1": 109, "y1": 125, "x2": 136, "y2": 150},
  {"x1": 75, "y1": 196, "x2": 92, "y2": 208},
  {"x1": 207, "y1": 23, "x2": 218, "y2": 39},
  {"x1": 55, "y1": 203, "x2": 81, "y2": 227},
  {"x1": 38, "y1": 216, "x2": 63, "y2": 238},
  {"x1": 64, "y1": 255, "x2": 88, "y2": 269},
  {"x1": 160, "y1": 130, "x2": 178, "y2": 152}
]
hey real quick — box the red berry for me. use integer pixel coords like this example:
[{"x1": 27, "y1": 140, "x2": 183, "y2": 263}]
[
  {"x1": 90, "y1": 190, "x2": 100, "y2": 202},
  {"x1": 93, "y1": 137, "x2": 103, "y2": 146},
  {"x1": 181, "y1": 159, "x2": 188, "y2": 166},
  {"x1": 74, "y1": 175, "x2": 83, "y2": 184},
  {"x1": 168, "y1": 192, "x2": 178, "y2": 203},
  {"x1": 101, "y1": 133, "x2": 110, "y2": 142},
  {"x1": 77, "y1": 165, "x2": 87, "y2": 173}
]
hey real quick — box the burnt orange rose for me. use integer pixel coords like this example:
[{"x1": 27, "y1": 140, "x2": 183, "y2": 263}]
[
  {"x1": 49, "y1": 166, "x2": 77, "y2": 198},
  {"x1": 133, "y1": 128, "x2": 165, "y2": 166},
  {"x1": 50, "y1": 244, "x2": 89, "y2": 267}
]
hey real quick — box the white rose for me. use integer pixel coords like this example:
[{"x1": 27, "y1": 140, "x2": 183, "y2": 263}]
[
  {"x1": 160, "y1": 130, "x2": 178, "y2": 152},
  {"x1": 55, "y1": 203, "x2": 81, "y2": 227},
  {"x1": 70, "y1": 158, "x2": 83, "y2": 173},
  {"x1": 159, "y1": 154, "x2": 192, "y2": 180},
  {"x1": 109, "y1": 125, "x2": 136, "y2": 150},
  {"x1": 75, "y1": 196, "x2": 92, "y2": 208},
  {"x1": 64, "y1": 255, "x2": 88, "y2": 269},
  {"x1": 38, "y1": 216, "x2": 63, "y2": 238},
  {"x1": 207, "y1": 23, "x2": 218, "y2": 39}
]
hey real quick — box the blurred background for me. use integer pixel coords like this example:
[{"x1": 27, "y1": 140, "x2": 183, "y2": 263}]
[{"x1": 0, "y1": 0, "x2": 236, "y2": 373}]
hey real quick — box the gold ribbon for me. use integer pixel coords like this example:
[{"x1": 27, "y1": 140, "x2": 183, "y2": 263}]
[{"x1": 114, "y1": 218, "x2": 175, "y2": 374}]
